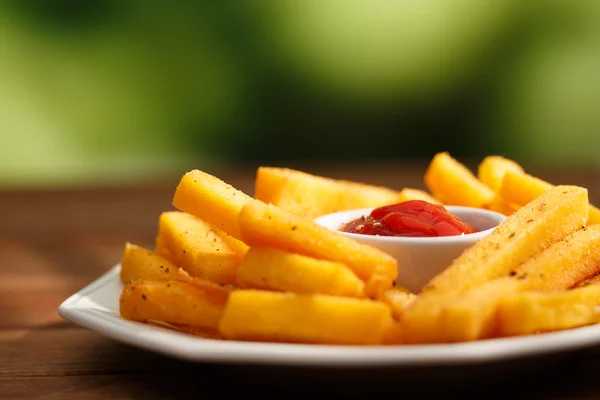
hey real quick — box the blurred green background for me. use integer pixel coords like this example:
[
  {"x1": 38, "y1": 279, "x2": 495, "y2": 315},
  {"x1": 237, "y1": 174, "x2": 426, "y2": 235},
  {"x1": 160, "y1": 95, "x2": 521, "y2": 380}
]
[{"x1": 1, "y1": 0, "x2": 599, "y2": 187}]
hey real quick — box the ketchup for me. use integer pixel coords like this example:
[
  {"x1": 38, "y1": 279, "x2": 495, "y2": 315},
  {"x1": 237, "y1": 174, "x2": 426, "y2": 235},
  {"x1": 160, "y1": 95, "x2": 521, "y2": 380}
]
[{"x1": 341, "y1": 200, "x2": 477, "y2": 238}]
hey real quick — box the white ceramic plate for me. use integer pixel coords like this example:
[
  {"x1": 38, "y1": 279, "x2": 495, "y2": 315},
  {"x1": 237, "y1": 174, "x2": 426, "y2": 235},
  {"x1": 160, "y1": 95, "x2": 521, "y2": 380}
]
[{"x1": 59, "y1": 265, "x2": 600, "y2": 367}]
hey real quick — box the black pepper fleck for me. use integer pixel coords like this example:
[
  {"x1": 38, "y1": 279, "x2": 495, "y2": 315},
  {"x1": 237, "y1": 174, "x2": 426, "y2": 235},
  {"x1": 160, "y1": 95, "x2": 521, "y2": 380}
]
[
  {"x1": 142, "y1": 294, "x2": 147, "y2": 300},
  {"x1": 509, "y1": 271, "x2": 517, "y2": 277},
  {"x1": 508, "y1": 232, "x2": 515, "y2": 238},
  {"x1": 292, "y1": 225, "x2": 297, "y2": 231}
]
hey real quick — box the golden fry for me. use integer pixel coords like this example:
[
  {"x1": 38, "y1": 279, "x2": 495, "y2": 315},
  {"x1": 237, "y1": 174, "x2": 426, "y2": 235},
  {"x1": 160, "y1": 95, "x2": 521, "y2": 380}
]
[
  {"x1": 120, "y1": 280, "x2": 227, "y2": 329},
  {"x1": 121, "y1": 242, "x2": 187, "y2": 283},
  {"x1": 424, "y1": 152, "x2": 494, "y2": 208},
  {"x1": 121, "y1": 242, "x2": 232, "y2": 296},
  {"x1": 440, "y1": 279, "x2": 520, "y2": 342},
  {"x1": 218, "y1": 290, "x2": 392, "y2": 345},
  {"x1": 237, "y1": 200, "x2": 398, "y2": 298},
  {"x1": 172, "y1": 169, "x2": 253, "y2": 239},
  {"x1": 396, "y1": 188, "x2": 440, "y2": 204},
  {"x1": 477, "y1": 155, "x2": 525, "y2": 192},
  {"x1": 499, "y1": 170, "x2": 600, "y2": 225},
  {"x1": 498, "y1": 285, "x2": 600, "y2": 336},
  {"x1": 498, "y1": 170, "x2": 553, "y2": 207},
  {"x1": 254, "y1": 167, "x2": 399, "y2": 219},
  {"x1": 432, "y1": 217, "x2": 600, "y2": 342},
  {"x1": 402, "y1": 185, "x2": 589, "y2": 343},
  {"x1": 156, "y1": 211, "x2": 247, "y2": 285},
  {"x1": 236, "y1": 247, "x2": 365, "y2": 297}
]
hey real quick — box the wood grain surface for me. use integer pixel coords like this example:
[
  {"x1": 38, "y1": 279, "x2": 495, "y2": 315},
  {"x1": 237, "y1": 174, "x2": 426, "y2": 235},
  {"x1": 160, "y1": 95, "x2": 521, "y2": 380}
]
[{"x1": 2, "y1": 164, "x2": 600, "y2": 399}]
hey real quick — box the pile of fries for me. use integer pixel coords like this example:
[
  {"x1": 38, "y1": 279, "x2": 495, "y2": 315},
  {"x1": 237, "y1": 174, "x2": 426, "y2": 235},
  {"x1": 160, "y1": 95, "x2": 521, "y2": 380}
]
[{"x1": 119, "y1": 153, "x2": 600, "y2": 345}]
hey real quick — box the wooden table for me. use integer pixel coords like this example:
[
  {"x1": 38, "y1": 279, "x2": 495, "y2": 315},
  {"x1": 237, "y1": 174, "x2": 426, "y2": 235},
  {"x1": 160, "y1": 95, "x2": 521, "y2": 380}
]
[{"x1": 2, "y1": 164, "x2": 600, "y2": 399}]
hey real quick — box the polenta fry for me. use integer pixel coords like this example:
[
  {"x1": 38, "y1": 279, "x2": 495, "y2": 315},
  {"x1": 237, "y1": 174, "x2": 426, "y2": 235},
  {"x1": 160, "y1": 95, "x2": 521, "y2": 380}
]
[
  {"x1": 477, "y1": 155, "x2": 525, "y2": 192},
  {"x1": 218, "y1": 289, "x2": 392, "y2": 345},
  {"x1": 440, "y1": 225, "x2": 600, "y2": 342},
  {"x1": 255, "y1": 166, "x2": 399, "y2": 219},
  {"x1": 237, "y1": 200, "x2": 398, "y2": 298},
  {"x1": 402, "y1": 185, "x2": 589, "y2": 343},
  {"x1": 236, "y1": 247, "x2": 365, "y2": 297},
  {"x1": 155, "y1": 211, "x2": 247, "y2": 285},
  {"x1": 424, "y1": 152, "x2": 494, "y2": 208},
  {"x1": 172, "y1": 169, "x2": 253, "y2": 239},
  {"x1": 120, "y1": 280, "x2": 228, "y2": 329},
  {"x1": 120, "y1": 242, "x2": 232, "y2": 296},
  {"x1": 498, "y1": 285, "x2": 600, "y2": 336},
  {"x1": 500, "y1": 170, "x2": 600, "y2": 225}
]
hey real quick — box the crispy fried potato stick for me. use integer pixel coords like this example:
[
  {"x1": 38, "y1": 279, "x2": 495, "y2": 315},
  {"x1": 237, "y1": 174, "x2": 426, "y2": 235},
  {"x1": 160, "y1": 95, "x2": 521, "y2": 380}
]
[
  {"x1": 238, "y1": 200, "x2": 399, "y2": 298},
  {"x1": 498, "y1": 285, "x2": 600, "y2": 336},
  {"x1": 499, "y1": 170, "x2": 600, "y2": 225},
  {"x1": 255, "y1": 166, "x2": 399, "y2": 219},
  {"x1": 120, "y1": 242, "x2": 233, "y2": 295},
  {"x1": 424, "y1": 152, "x2": 494, "y2": 208},
  {"x1": 120, "y1": 280, "x2": 228, "y2": 329},
  {"x1": 441, "y1": 225, "x2": 600, "y2": 342},
  {"x1": 402, "y1": 185, "x2": 589, "y2": 343},
  {"x1": 477, "y1": 155, "x2": 525, "y2": 192},
  {"x1": 218, "y1": 290, "x2": 392, "y2": 345},
  {"x1": 155, "y1": 211, "x2": 247, "y2": 285},
  {"x1": 236, "y1": 247, "x2": 365, "y2": 297},
  {"x1": 173, "y1": 169, "x2": 253, "y2": 239}
]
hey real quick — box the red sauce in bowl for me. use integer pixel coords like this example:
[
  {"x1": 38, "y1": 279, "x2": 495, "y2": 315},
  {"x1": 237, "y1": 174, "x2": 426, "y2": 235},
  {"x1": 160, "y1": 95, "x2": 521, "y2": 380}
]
[{"x1": 340, "y1": 200, "x2": 477, "y2": 238}]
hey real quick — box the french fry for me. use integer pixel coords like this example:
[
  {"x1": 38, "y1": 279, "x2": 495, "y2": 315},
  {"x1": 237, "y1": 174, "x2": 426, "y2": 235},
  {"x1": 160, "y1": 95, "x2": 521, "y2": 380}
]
[
  {"x1": 237, "y1": 200, "x2": 398, "y2": 298},
  {"x1": 156, "y1": 211, "x2": 247, "y2": 285},
  {"x1": 506, "y1": 225, "x2": 600, "y2": 291},
  {"x1": 498, "y1": 170, "x2": 553, "y2": 207},
  {"x1": 440, "y1": 279, "x2": 521, "y2": 342},
  {"x1": 172, "y1": 169, "x2": 253, "y2": 239},
  {"x1": 120, "y1": 242, "x2": 232, "y2": 296},
  {"x1": 236, "y1": 247, "x2": 365, "y2": 297},
  {"x1": 255, "y1": 167, "x2": 399, "y2": 219},
  {"x1": 381, "y1": 288, "x2": 417, "y2": 320},
  {"x1": 424, "y1": 152, "x2": 494, "y2": 208},
  {"x1": 121, "y1": 242, "x2": 188, "y2": 284},
  {"x1": 218, "y1": 290, "x2": 393, "y2": 345},
  {"x1": 499, "y1": 170, "x2": 600, "y2": 225},
  {"x1": 402, "y1": 185, "x2": 589, "y2": 343},
  {"x1": 120, "y1": 280, "x2": 227, "y2": 329},
  {"x1": 396, "y1": 188, "x2": 441, "y2": 204},
  {"x1": 477, "y1": 155, "x2": 525, "y2": 192},
  {"x1": 422, "y1": 185, "x2": 588, "y2": 296},
  {"x1": 441, "y1": 225, "x2": 600, "y2": 341},
  {"x1": 498, "y1": 285, "x2": 600, "y2": 336},
  {"x1": 485, "y1": 195, "x2": 520, "y2": 216}
]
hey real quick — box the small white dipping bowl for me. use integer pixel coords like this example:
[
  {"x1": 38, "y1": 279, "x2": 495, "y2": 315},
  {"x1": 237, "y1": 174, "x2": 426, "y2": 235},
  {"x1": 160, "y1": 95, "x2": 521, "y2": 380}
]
[{"x1": 314, "y1": 206, "x2": 506, "y2": 293}]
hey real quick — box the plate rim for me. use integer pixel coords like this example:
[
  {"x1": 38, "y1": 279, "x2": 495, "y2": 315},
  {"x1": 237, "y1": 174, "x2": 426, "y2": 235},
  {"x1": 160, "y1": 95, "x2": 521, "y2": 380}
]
[{"x1": 59, "y1": 265, "x2": 600, "y2": 367}]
